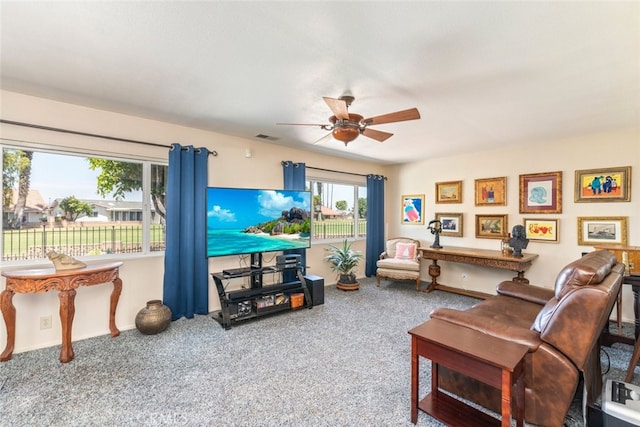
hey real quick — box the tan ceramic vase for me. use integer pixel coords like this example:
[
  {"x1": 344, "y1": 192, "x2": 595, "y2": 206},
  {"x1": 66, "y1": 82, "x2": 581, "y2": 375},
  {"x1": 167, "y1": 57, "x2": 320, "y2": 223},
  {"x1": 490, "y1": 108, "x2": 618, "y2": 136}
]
[{"x1": 135, "y1": 300, "x2": 172, "y2": 335}]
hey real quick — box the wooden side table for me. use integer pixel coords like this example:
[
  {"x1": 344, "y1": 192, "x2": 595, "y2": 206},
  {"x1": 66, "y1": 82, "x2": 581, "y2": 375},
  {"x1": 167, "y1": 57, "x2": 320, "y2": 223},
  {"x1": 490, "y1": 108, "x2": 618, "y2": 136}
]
[
  {"x1": 624, "y1": 274, "x2": 640, "y2": 382},
  {"x1": 408, "y1": 318, "x2": 527, "y2": 426},
  {"x1": 595, "y1": 245, "x2": 640, "y2": 341},
  {"x1": 1, "y1": 262, "x2": 123, "y2": 363}
]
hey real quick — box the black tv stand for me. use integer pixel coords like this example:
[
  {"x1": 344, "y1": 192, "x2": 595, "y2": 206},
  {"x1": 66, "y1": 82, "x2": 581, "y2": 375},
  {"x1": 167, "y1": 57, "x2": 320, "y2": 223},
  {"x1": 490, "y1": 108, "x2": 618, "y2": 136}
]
[{"x1": 211, "y1": 253, "x2": 312, "y2": 329}]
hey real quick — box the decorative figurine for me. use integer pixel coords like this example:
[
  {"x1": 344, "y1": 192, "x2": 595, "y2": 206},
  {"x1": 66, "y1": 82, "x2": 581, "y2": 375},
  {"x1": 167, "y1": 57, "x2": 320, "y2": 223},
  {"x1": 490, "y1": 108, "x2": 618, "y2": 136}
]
[
  {"x1": 509, "y1": 225, "x2": 529, "y2": 258},
  {"x1": 428, "y1": 219, "x2": 443, "y2": 249},
  {"x1": 501, "y1": 233, "x2": 512, "y2": 256},
  {"x1": 47, "y1": 251, "x2": 87, "y2": 270}
]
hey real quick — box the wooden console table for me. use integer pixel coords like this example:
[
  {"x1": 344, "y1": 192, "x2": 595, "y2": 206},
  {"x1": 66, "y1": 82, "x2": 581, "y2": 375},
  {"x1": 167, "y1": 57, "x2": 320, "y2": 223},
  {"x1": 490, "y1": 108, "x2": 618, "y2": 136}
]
[
  {"x1": 420, "y1": 246, "x2": 539, "y2": 293},
  {"x1": 1, "y1": 262, "x2": 123, "y2": 363},
  {"x1": 409, "y1": 318, "x2": 527, "y2": 426}
]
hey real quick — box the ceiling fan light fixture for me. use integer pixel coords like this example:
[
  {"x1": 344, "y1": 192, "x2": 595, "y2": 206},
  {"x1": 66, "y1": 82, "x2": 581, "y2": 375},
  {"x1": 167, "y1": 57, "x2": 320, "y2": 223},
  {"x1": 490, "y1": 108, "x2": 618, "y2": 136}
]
[
  {"x1": 329, "y1": 113, "x2": 363, "y2": 145},
  {"x1": 332, "y1": 127, "x2": 360, "y2": 144}
]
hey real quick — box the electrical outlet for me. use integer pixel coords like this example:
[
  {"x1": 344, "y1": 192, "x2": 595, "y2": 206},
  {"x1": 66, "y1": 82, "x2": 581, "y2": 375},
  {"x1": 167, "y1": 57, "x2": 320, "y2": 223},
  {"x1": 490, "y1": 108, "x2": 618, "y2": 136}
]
[{"x1": 39, "y1": 315, "x2": 52, "y2": 330}]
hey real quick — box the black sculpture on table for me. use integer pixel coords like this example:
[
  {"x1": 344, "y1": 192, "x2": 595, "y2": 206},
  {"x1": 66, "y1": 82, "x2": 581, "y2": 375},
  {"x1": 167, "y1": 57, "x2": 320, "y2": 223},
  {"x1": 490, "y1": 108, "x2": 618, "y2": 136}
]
[
  {"x1": 428, "y1": 219, "x2": 443, "y2": 249},
  {"x1": 509, "y1": 225, "x2": 529, "y2": 258}
]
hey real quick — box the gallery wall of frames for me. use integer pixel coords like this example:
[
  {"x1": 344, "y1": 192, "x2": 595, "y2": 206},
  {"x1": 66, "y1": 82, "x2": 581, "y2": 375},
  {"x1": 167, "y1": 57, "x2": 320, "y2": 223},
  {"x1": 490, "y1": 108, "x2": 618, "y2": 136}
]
[{"x1": 402, "y1": 166, "x2": 631, "y2": 247}]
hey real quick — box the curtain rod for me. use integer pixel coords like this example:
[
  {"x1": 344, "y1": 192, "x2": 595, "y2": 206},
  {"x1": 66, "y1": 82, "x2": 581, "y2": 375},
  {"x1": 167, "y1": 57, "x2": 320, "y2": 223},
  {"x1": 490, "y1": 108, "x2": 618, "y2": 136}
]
[
  {"x1": 0, "y1": 119, "x2": 218, "y2": 156},
  {"x1": 306, "y1": 165, "x2": 386, "y2": 180}
]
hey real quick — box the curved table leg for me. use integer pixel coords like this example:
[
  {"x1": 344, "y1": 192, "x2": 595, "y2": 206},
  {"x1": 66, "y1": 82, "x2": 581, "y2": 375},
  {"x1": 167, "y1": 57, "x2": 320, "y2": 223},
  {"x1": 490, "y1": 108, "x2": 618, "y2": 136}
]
[
  {"x1": 512, "y1": 271, "x2": 530, "y2": 284},
  {"x1": 59, "y1": 289, "x2": 76, "y2": 363},
  {"x1": 633, "y1": 281, "x2": 640, "y2": 340},
  {"x1": 109, "y1": 277, "x2": 122, "y2": 337},
  {"x1": 425, "y1": 260, "x2": 440, "y2": 293},
  {"x1": 0, "y1": 290, "x2": 16, "y2": 362}
]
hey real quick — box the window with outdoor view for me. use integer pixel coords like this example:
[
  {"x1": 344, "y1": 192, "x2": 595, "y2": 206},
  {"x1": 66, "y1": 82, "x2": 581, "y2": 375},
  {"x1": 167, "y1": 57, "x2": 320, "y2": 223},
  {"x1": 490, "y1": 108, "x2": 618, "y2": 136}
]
[
  {"x1": 1, "y1": 145, "x2": 167, "y2": 262},
  {"x1": 307, "y1": 178, "x2": 366, "y2": 241}
]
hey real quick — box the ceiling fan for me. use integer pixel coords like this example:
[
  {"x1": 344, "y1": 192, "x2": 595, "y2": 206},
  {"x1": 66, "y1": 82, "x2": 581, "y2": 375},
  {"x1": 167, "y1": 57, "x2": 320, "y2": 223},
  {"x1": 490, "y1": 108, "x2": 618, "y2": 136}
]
[{"x1": 276, "y1": 95, "x2": 420, "y2": 146}]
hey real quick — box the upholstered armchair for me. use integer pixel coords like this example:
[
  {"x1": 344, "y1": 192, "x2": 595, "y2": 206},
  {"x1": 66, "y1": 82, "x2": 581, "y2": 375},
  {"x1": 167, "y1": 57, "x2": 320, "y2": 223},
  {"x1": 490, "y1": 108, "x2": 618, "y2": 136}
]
[{"x1": 376, "y1": 237, "x2": 422, "y2": 290}]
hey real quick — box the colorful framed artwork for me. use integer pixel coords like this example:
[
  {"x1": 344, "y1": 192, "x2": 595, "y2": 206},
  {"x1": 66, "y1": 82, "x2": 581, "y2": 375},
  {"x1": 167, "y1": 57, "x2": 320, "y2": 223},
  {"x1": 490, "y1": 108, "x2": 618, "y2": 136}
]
[
  {"x1": 519, "y1": 171, "x2": 562, "y2": 214},
  {"x1": 401, "y1": 194, "x2": 425, "y2": 225},
  {"x1": 474, "y1": 177, "x2": 507, "y2": 206},
  {"x1": 523, "y1": 218, "x2": 559, "y2": 243},
  {"x1": 577, "y1": 216, "x2": 628, "y2": 246},
  {"x1": 435, "y1": 212, "x2": 463, "y2": 237},
  {"x1": 475, "y1": 214, "x2": 508, "y2": 239},
  {"x1": 574, "y1": 166, "x2": 631, "y2": 203},
  {"x1": 435, "y1": 180, "x2": 462, "y2": 204}
]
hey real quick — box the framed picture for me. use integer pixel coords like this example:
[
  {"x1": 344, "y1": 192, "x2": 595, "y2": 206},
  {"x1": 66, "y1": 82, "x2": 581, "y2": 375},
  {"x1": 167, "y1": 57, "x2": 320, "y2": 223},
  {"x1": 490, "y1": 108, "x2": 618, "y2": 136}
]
[
  {"x1": 523, "y1": 218, "x2": 559, "y2": 242},
  {"x1": 519, "y1": 171, "x2": 562, "y2": 214},
  {"x1": 577, "y1": 216, "x2": 628, "y2": 246},
  {"x1": 435, "y1": 180, "x2": 462, "y2": 203},
  {"x1": 475, "y1": 214, "x2": 508, "y2": 239},
  {"x1": 574, "y1": 166, "x2": 631, "y2": 202},
  {"x1": 474, "y1": 177, "x2": 507, "y2": 206},
  {"x1": 401, "y1": 194, "x2": 425, "y2": 225},
  {"x1": 436, "y1": 212, "x2": 463, "y2": 237}
]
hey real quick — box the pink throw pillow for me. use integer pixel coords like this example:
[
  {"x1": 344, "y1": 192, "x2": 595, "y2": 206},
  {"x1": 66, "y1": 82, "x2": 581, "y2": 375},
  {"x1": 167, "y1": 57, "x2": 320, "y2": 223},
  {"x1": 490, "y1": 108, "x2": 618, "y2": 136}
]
[{"x1": 395, "y1": 242, "x2": 416, "y2": 260}]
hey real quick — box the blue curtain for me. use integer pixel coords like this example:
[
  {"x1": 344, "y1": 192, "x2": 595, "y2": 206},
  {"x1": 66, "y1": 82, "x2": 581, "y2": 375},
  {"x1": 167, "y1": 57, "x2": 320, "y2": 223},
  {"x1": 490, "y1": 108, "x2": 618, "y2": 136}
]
[
  {"x1": 365, "y1": 174, "x2": 385, "y2": 277},
  {"x1": 282, "y1": 161, "x2": 307, "y2": 279},
  {"x1": 162, "y1": 144, "x2": 209, "y2": 320}
]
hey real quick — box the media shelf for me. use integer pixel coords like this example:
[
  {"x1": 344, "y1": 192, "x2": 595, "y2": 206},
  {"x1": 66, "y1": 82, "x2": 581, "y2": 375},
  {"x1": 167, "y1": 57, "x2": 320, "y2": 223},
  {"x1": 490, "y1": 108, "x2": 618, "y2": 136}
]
[{"x1": 211, "y1": 253, "x2": 312, "y2": 329}]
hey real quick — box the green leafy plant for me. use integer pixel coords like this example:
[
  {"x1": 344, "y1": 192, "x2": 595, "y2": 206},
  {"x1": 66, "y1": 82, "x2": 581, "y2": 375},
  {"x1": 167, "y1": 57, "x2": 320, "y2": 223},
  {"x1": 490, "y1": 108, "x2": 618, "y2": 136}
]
[
  {"x1": 59, "y1": 196, "x2": 93, "y2": 221},
  {"x1": 324, "y1": 239, "x2": 363, "y2": 284}
]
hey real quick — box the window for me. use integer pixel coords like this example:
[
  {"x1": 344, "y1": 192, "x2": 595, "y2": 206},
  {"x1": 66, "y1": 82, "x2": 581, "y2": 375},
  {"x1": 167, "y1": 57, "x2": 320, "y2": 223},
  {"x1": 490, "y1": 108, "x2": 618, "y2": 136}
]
[
  {"x1": 307, "y1": 178, "x2": 367, "y2": 241},
  {"x1": 1, "y1": 145, "x2": 167, "y2": 262}
]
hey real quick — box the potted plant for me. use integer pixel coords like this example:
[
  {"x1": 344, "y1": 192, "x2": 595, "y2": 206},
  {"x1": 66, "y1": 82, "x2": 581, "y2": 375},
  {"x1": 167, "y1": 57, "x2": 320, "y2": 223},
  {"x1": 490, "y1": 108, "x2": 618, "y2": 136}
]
[{"x1": 324, "y1": 239, "x2": 363, "y2": 291}]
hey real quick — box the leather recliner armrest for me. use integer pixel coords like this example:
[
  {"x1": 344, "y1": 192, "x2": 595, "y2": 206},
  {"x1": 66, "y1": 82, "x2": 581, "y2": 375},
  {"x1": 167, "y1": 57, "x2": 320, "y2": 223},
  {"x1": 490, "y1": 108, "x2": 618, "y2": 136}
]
[
  {"x1": 430, "y1": 307, "x2": 542, "y2": 351},
  {"x1": 496, "y1": 281, "x2": 554, "y2": 305}
]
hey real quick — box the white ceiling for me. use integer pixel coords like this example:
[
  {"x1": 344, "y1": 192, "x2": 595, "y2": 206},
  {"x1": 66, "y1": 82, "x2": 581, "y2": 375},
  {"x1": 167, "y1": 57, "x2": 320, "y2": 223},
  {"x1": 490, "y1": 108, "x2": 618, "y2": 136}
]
[{"x1": 1, "y1": 1, "x2": 638, "y2": 164}]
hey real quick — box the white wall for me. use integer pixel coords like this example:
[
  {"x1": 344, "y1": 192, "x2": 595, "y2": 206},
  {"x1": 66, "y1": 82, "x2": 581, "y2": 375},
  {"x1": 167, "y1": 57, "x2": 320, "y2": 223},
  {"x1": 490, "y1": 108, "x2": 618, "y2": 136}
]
[
  {"x1": 0, "y1": 90, "x2": 381, "y2": 354},
  {"x1": 1, "y1": 89, "x2": 638, "y2": 357},
  {"x1": 385, "y1": 130, "x2": 639, "y2": 320}
]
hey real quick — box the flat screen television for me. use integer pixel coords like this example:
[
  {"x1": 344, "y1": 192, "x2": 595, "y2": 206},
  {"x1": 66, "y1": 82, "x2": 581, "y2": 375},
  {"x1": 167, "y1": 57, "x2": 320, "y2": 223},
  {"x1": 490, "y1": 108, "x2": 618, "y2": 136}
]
[{"x1": 206, "y1": 187, "x2": 311, "y2": 257}]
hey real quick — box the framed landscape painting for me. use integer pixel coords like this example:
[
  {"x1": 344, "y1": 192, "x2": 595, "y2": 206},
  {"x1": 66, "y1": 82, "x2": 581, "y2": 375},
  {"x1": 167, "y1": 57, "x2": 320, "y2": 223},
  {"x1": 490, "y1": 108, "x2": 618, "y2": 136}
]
[
  {"x1": 475, "y1": 214, "x2": 508, "y2": 239},
  {"x1": 401, "y1": 194, "x2": 425, "y2": 225},
  {"x1": 574, "y1": 166, "x2": 631, "y2": 202},
  {"x1": 436, "y1": 212, "x2": 463, "y2": 237},
  {"x1": 474, "y1": 177, "x2": 506, "y2": 206},
  {"x1": 523, "y1": 218, "x2": 559, "y2": 242},
  {"x1": 519, "y1": 171, "x2": 562, "y2": 214},
  {"x1": 577, "y1": 216, "x2": 628, "y2": 246},
  {"x1": 435, "y1": 180, "x2": 462, "y2": 203}
]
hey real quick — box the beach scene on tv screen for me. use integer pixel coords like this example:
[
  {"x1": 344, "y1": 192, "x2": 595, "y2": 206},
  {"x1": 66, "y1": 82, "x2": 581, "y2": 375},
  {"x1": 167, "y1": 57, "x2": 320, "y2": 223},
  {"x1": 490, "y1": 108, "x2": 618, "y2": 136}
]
[{"x1": 207, "y1": 188, "x2": 311, "y2": 257}]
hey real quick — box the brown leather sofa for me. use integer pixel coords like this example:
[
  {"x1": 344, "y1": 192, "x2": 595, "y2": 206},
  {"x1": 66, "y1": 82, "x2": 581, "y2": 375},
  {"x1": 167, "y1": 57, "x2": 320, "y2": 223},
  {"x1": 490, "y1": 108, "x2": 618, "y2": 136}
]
[{"x1": 429, "y1": 250, "x2": 624, "y2": 426}]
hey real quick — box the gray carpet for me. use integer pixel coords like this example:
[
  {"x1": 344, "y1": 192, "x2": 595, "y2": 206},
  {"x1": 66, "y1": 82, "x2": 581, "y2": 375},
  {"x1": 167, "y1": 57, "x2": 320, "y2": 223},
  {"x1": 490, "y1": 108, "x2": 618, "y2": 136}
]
[{"x1": 0, "y1": 278, "x2": 635, "y2": 426}]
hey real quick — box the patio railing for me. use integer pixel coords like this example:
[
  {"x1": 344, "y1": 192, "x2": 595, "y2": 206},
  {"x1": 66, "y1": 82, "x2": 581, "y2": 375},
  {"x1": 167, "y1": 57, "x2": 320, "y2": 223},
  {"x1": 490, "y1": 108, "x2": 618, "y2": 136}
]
[
  {"x1": 2, "y1": 220, "x2": 366, "y2": 261},
  {"x1": 2, "y1": 224, "x2": 165, "y2": 261},
  {"x1": 312, "y1": 220, "x2": 367, "y2": 240}
]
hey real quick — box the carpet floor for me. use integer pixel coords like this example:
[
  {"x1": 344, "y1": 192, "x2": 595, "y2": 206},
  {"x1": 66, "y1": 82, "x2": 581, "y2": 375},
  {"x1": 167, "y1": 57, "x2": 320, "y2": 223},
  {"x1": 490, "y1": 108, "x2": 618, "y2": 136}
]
[{"x1": 0, "y1": 278, "x2": 636, "y2": 426}]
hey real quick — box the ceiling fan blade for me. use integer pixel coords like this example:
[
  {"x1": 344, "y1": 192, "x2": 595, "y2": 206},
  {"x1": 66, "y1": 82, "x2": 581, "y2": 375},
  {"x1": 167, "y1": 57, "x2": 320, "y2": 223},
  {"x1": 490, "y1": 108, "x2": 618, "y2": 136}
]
[
  {"x1": 322, "y1": 97, "x2": 349, "y2": 120},
  {"x1": 312, "y1": 132, "x2": 335, "y2": 145},
  {"x1": 363, "y1": 108, "x2": 421, "y2": 126},
  {"x1": 362, "y1": 128, "x2": 393, "y2": 142},
  {"x1": 276, "y1": 122, "x2": 325, "y2": 126},
  {"x1": 276, "y1": 122, "x2": 332, "y2": 131}
]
